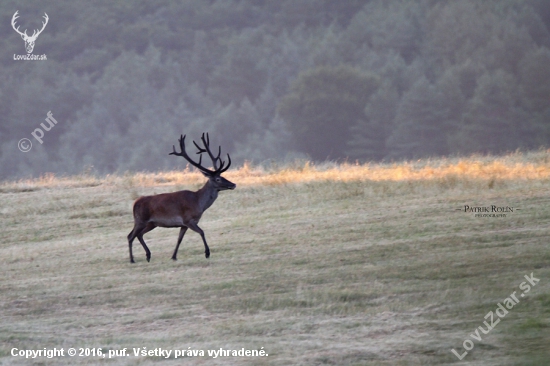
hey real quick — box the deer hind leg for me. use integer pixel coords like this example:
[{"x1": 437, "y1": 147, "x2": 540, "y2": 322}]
[
  {"x1": 128, "y1": 225, "x2": 143, "y2": 263},
  {"x1": 136, "y1": 223, "x2": 156, "y2": 262},
  {"x1": 186, "y1": 221, "x2": 210, "y2": 259},
  {"x1": 172, "y1": 226, "x2": 188, "y2": 261}
]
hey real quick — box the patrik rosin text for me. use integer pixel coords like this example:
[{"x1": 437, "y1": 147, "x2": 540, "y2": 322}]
[{"x1": 463, "y1": 205, "x2": 514, "y2": 213}]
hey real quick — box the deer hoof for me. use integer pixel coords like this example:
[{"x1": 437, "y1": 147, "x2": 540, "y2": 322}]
[
  {"x1": 171, "y1": 256, "x2": 177, "y2": 261},
  {"x1": 205, "y1": 252, "x2": 210, "y2": 259}
]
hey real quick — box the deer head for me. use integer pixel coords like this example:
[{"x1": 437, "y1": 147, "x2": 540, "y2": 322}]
[
  {"x1": 11, "y1": 11, "x2": 49, "y2": 54},
  {"x1": 170, "y1": 133, "x2": 235, "y2": 191}
]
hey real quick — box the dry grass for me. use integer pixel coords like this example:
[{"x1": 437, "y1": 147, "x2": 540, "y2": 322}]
[
  {"x1": 1, "y1": 150, "x2": 550, "y2": 365},
  {"x1": 3, "y1": 149, "x2": 550, "y2": 192}
]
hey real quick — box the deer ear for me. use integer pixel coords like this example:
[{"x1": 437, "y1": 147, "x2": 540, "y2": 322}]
[{"x1": 200, "y1": 171, "x2": 210, "y2": 178}]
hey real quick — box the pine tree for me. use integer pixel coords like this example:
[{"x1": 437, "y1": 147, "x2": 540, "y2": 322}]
[
  {"x1": 386, "y1": 77, "x2": 449, "y2": 159},
  {"x1": 452, "y1": 70, "x2": 524, "y2": 154},
  {"x1": 346, "y1": 82, "x2": 399, "y2": 160},
  {"x1": 277, "y1": 65, "x2": 378, "y2": 160}
]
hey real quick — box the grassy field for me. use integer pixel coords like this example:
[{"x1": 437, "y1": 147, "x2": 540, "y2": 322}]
[{"x1": 1, "y1": 151, "x2": 550, "y2": 365}]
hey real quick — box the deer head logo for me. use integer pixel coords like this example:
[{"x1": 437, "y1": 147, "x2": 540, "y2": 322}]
[{"x1": 11, "y1": 11, "x2": 49, "y2": 54}]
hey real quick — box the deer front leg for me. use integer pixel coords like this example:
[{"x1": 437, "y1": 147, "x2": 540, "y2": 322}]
[
  {"x1": 186, "y1": 221, "x2": 210, "y2": 258},
  {"x1": 172, "y1": 227, "x2": 188, "y2": 260}
]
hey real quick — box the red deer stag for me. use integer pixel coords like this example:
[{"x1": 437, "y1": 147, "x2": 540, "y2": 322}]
[{"x1": 127, "y1": 133, "x2": 236, "y2": 263}]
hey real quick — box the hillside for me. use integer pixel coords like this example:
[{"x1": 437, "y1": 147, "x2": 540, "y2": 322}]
[
  {"x1": 2, "y1": 0, "x2": 550, "y2": 178},
  {"x1": 1, "y1": 151, "x2": 550, "y2": 365}
]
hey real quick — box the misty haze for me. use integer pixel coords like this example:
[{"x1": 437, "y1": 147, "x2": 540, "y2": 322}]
[{"x1": 1, "y1": 0, "x2": 549, "y2": 179}]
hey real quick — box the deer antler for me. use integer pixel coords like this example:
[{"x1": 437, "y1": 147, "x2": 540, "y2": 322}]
[
  {"x1": 31, "y1": 13, "x2": 49, "y2": 39},
  {"x1": 170, "y1": 134, "x2": 231, "y2": 175},
  {"x1": 193, "y1": 133, "x2": 223, "y2": 170},
  {"x1": 11, "y1": 11, "x2": 26, "y2": 37},
  {"x1": 11, "y1": 11, "x2": 48, "y2": 40}
]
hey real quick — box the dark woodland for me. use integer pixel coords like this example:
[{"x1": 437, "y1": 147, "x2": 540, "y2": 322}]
[{"x1": 1, "y1": 0, "x2": 550, "y2": 178}]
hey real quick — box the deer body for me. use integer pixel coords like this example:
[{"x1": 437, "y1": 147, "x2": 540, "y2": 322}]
[
  {"x1": 133, "y1": 185, "x2": 216, "y2": 228},
  {"x1": 127, "y1": 133, "x2": 235, "y2": 263}
]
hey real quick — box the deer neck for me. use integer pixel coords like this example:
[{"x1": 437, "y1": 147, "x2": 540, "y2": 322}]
[{"x1": 197, "y1": 180, "x2": 219, "y2": 212}]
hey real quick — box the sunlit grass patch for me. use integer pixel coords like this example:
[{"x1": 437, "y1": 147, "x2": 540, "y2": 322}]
[{"x1": 3, "y1": 149, "x2": 550, "y2": 192}]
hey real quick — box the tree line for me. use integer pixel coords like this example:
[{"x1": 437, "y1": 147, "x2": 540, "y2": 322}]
[{"x1": 1, "y1": 0, "x2": 549, "y2": 178}]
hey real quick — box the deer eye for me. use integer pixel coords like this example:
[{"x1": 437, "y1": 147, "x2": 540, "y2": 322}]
[{"x1": 215, "y1": 177, "x2": 221, "y2": 182}]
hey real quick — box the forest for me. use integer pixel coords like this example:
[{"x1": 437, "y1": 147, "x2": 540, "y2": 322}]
[{"x1": 1, "y1": 0, "x2": 550, "y2": 178}]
